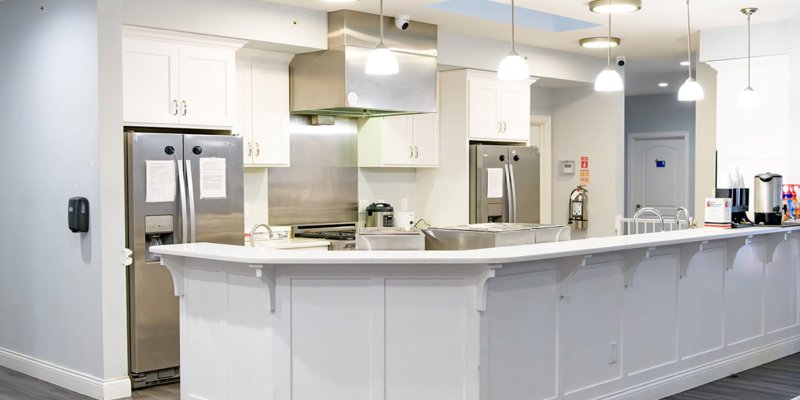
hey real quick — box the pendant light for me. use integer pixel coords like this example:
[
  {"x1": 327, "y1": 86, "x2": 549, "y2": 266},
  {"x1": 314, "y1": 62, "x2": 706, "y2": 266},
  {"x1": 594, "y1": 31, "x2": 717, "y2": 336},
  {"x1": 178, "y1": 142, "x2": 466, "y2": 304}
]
[
  {"x1": 497, "y1": 0, "x2": 529, "y2": 80},
  {"x1": 594, "y1": 0, "x2": 623, "y2": 92},
  {"x1": 737, "y1": 8, "x2": 760, "y2": 109},
  {"x1": 677, "y1": 0, "x2": 704, "y2": 101},
  {"x1": 365, "y1": 0, "x2": 399, "y2": 75}
]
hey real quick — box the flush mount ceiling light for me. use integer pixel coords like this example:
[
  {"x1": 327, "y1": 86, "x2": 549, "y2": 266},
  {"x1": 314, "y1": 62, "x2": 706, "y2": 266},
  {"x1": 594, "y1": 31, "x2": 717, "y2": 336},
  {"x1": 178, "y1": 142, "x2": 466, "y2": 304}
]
[
  {"x1": 594, "y1": 0, "x2": 623, "y2": 92},
  {"x1": 579, "y1": 37, "x2": 621, "y2": 48},
  {"x1": 659, "y1": 82, "x2": 669, "y2": 87},
  {"x1": 680, "y1": 61, "x2": 690, "y2": 66},
  {"x1": 365, "y1": 0, "x2": 399, "y2": 75},
  {"x1": 737, "y1": 7, "x2": 761, "y2": 109},
  {"x1": 497, "y1": 0, "x2": 530, "y2": 80},
  {"x1": 589, "y1": 0, "x2": 641, "y2": 14},
  {"x1": 678, "y1": 0, "x2": 704, "y2": 101}
]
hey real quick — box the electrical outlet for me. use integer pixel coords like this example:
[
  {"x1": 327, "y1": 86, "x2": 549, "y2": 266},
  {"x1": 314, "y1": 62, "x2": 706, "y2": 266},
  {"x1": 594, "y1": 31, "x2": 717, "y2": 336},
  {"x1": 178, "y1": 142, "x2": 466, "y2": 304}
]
[{"x1": 609, "y1": 341, "x2": 619, "y2": 364}]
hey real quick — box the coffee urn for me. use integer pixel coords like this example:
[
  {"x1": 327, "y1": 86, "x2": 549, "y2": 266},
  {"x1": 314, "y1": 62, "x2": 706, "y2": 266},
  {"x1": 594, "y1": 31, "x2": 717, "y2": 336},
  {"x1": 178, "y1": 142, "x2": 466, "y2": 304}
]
[{"x1": 754, "y1": 173, "x2": 783, "y2": 225}]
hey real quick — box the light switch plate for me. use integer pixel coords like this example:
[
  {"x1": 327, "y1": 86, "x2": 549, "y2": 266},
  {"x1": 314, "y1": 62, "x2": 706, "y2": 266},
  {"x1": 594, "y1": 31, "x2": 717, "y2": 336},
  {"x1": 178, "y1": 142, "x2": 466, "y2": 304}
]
[{"x1": 561, "y1": 160, "x2": 576, "y2": 175}]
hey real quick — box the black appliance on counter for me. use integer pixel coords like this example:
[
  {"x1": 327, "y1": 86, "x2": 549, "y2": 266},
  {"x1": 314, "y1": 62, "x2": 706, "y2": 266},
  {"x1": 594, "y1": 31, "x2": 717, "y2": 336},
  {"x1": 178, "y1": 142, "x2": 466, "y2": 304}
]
[
  {"x1": 293, "y1": 223, "x2": 357, "y2": 251},
  {"x1": 716, "y1": 188, "x2": 753, "y2": 228}
]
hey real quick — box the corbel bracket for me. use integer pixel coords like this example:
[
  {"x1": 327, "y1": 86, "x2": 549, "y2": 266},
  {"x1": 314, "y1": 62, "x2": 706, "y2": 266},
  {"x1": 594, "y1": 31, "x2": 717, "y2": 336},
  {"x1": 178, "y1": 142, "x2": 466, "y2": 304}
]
[
  {"x1": 766, "y1": 231, "x2": 793, "y2": 264},
  {"x1": 160, "y1": 256, "x2": 186, "y2": 297},
  {"x1": 624, "y1": 247, "x2": 656, "y2": 288},
  {"x1": 559, "y1": 254, "x2": 593, "y2": 300},
  {"x1": 726, "y1": 235, "x2": 754, "y2": 271},
  {"x1": 476, "y1": 264, "x2": 500, "y2": 312},
  {"x1": 251, "y1": 264, "x2": 277, "y2": 312}
]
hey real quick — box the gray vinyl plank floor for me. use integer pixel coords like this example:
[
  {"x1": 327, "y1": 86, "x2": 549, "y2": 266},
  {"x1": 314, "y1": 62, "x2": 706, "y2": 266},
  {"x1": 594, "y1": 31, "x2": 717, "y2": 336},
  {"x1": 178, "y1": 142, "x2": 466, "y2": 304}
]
[{"x1": 1, "y1": 353, "x2": 799, "y2": 400}]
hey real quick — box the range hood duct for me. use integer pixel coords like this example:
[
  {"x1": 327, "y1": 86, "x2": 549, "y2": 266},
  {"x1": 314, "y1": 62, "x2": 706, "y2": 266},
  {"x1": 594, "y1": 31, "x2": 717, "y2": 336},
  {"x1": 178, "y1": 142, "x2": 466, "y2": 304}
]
[{"x1": 290, "y1": 10, "x2": 438, "y2": 118}]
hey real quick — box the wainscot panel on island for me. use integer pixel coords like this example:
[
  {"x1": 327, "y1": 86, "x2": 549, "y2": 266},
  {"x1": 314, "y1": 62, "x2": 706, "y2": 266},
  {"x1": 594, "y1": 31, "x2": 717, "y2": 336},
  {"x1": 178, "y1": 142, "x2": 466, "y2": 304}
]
[{"x1": 151, "y1": 226, "x2": 800, "y2": 400}]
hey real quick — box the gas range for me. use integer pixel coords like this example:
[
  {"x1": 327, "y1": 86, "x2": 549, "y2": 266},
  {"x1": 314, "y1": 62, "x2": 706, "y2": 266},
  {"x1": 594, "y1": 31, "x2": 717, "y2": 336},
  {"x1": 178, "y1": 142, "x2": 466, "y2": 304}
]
[{"x1": 293, "y1": 223, "x2": 357, "y2": 251}]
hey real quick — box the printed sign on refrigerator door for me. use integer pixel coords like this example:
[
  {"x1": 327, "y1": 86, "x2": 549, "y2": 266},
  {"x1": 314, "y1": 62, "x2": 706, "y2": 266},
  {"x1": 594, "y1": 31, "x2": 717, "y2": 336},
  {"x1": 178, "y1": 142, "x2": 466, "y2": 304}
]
[
  {"x1": 199, "y1": 158, "x2": 227, "y2": 199},
  {"x1": 145, "y1": 160, "x2": 176, "y2": 203}
]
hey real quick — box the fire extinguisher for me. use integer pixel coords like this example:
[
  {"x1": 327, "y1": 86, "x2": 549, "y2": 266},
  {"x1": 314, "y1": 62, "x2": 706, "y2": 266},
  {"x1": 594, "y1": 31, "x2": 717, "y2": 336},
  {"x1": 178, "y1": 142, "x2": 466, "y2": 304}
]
[{"x1": 569, "y1": 185, "x2": 588, "y2": 230}]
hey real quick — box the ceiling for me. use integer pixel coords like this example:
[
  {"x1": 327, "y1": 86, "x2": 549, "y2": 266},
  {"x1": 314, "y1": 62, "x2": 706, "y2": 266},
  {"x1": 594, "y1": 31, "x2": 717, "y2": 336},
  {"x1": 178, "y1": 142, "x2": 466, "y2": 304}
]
[{"x1": 262, "y1": 0, "x2": 800, "y2": 95}]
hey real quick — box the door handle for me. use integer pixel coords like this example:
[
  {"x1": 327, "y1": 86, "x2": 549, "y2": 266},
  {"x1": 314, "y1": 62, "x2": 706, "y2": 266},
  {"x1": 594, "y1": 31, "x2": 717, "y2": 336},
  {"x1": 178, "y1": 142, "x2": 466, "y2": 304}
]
[
  {"x1": 185, "y1": 160, "x2": 196, "y2": 243},
  {"x1": 502, "y1": 121, "x2": 507, "y2": 133},
  {"x1": 255, "y1": 143, "x2": 260, "y2": 157},
  {"x1": 247, "y1": 142, "x2": 252, "y2": 157},
  {"x1": 504, "y1": 163, "x2": 513, "y2": 222},
  {"x1": 509, "y1": 163, "x2": 518, "y2": 222},
  {"x1": 173, "y1": 155, "x2": 188, "y2": 244},
  {"x1": 497, "y1": 121, "x2": 502, "y2": 133},
  {"x1": 181, "y1": 100, "x2": 187, "y2": 116},
  {"x1": 172, "y1": 100, "x2": 179, "y2": 116}
]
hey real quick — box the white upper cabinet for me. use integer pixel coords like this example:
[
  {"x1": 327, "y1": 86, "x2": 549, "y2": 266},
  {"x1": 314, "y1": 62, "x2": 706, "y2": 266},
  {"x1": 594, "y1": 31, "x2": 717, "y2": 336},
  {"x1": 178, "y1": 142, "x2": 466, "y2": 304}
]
[
  {"x1": 358, "y1": 113, "x2": 439, "y2": 168},
  {"x1": 122, "y1": 27, "x2": 244, "y2": 129},
  {"x1": 466, "y1": 72, "x2": 533, "y2": 143},
  {"x1": 235, "y1": 49, "x2": 293, "y2": 167}
]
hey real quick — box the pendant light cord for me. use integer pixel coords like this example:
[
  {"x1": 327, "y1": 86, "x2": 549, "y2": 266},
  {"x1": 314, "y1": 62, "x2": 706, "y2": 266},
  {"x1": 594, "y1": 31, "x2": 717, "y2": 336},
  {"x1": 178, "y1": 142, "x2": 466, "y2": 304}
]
[
  {"x1": 747, "y1": 12, "x2": 751, "y2": 87},
  {"x1": 511, "y1": 0, "x2": 516, "y2": 52},
  {"x1": 607, "y1": 0, "x2": 612, "y2": 67},
  {"x1": 685, "y1": 0, "x2": 693, "y2": 79},
  {"x1": 379, "y1": 0, "x2": 385, "y2": 46}
]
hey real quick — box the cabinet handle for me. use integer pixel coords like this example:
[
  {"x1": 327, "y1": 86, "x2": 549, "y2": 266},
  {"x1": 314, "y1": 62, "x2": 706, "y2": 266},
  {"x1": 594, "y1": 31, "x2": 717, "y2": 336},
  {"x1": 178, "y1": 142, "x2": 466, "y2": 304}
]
[
  {"x1": 497, "y1": 121, "x2": 502, "y2": 133},
  {"x1": 414, "y1": 146, "x2": 419, "y2": 159},
  {"x1": 409, "y1": 146, "x2": 414, "y2": 158},
  {"x1": 247, "y1": 142, "x2": 253, "y2": 157},
  {"x1": 181, "y1": 100, "x2": 187, "y2": 116},
  {"x1": 255, "y1": 143, "x2": 260, "y2": 157},
  {"x1": 503, "y1": 121, "x2": 507, "y2": 133},
  {"x1": 172, "y1": 100, "x2": 179, "y2": 116}
]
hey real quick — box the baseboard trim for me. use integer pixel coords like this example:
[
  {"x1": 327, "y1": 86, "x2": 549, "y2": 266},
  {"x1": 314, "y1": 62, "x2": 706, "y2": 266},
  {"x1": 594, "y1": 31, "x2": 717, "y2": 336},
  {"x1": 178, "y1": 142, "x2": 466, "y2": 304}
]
[
  {"x1": 0, "y1": 347, "x2": 131, "y2": 400},
  {"x1": 601, "y1": 335, "x2": 800, "y2": 400}
]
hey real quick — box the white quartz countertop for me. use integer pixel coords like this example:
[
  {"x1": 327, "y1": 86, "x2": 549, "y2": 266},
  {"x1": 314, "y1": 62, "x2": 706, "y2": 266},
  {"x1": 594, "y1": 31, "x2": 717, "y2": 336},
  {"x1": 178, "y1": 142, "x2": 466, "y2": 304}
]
[
  {"x1": 246, "y1": 237, "x2": 330, "y2": 250},
  {"x1": 151, "y1": 226, "x2": 799, "y2": 266}
]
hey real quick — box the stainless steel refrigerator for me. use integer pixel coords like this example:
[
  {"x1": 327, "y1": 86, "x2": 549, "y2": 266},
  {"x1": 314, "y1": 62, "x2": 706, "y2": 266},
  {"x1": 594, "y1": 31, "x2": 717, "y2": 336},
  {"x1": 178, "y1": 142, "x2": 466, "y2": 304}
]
[
  {"x1": 469, "y1": 144, "x2": 540, "y2": 224},
  {"x1": 125, "y1": 131, "x2": 244, "y2": 388}
]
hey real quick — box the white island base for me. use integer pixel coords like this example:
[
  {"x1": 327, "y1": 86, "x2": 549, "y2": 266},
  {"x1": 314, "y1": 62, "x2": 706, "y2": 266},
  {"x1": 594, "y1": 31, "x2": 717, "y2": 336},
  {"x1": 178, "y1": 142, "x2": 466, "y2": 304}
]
[{"x1": 153, "y1": 227, "x2": 800, "y2": 400}]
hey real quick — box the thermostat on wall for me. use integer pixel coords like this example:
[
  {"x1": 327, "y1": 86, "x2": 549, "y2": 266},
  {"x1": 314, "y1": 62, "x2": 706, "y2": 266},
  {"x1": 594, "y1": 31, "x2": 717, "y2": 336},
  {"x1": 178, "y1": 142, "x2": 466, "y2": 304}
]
[{"x1": 560, "y1": 161, "x2": 576, "y2": 175}]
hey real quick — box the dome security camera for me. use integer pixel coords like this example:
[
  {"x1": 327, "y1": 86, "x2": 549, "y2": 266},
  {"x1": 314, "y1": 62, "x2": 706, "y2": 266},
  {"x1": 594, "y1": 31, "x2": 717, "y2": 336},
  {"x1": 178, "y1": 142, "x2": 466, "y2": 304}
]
[
  {"x1": 616, "y1": 56, "x2": 626, "y2": 67},
  {"x1": 395, "y1": 15, "x2": 410, "y2": 31}
]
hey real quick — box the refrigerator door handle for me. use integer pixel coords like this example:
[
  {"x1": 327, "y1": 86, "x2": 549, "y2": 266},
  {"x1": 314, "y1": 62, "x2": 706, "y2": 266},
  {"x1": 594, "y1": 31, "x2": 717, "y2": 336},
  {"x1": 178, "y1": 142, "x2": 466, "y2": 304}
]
[
  {"x1": 504, "y1": 163, "x2": 513, "y2": 222},
  {"x1": 509, "y1": 163, "x2": 518, "y2": 223},
  {"x1": 185, "y1": 160, "x2": 197, "y2": 243},
  {"x1": 173, "y1": 155, "x2": 189, "y2": 244}
]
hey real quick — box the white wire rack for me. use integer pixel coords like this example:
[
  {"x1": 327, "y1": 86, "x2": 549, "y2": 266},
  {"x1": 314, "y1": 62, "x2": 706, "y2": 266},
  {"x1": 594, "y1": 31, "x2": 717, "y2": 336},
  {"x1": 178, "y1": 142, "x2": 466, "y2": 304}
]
[{"x1": 614, "y1": 216, "x2": 691, "y2": 236}]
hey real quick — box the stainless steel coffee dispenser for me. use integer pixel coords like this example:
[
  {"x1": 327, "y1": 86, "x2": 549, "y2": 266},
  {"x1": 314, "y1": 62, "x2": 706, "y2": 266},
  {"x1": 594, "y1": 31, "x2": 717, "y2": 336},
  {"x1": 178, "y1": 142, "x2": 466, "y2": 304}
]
[{"x1": 754, "y1": 173, "x2": 783, "y2": 225}]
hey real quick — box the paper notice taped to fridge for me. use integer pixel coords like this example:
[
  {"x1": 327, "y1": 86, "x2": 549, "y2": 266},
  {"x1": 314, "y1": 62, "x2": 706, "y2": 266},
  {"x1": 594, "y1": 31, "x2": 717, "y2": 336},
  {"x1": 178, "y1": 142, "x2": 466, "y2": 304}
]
[
  {"x1": 199, "y1": 158, "x2": 226, "y2": 199},
  {"x1": 145, "y1": 160, "x2": 176, "y2": 203},
  {"x1": 487, "y1": 168, "x2": 504, "y2": 198}
]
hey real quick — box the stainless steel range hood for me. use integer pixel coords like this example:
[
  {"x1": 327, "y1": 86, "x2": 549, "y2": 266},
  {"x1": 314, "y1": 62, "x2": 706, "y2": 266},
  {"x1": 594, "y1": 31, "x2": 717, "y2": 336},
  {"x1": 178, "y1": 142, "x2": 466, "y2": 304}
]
[{"x1": 290, "y1": 10, "x2": 437, "y2": 118}]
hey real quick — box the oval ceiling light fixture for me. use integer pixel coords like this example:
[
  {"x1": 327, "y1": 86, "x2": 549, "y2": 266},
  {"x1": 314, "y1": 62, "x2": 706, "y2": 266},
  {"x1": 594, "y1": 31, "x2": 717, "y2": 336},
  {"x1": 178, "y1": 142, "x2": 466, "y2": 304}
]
[
  {"x1": 678, "y1": 0, "x2": 704, "y2": 101},
  {"x1": 497, "y1": 0, "x2": 530, "y2": 80},
  {"x1": 594, "y1": 0, "x2": 623, "y2": 92},
  {"x1": 589, "y1": 0, "x2": 641, "y2": 14},
  {"x1": 737, "y1": 7, "x2": 760, "y2": 109},
  {"x1": 579, "y1": 37, "x2": 621, "y2": 48},
  {"x1": 659, "y1": 82, "x2": 669, "y2": 87},
  {"x1": 365, "y1": 0, "x2": 399, "y2": 75}
]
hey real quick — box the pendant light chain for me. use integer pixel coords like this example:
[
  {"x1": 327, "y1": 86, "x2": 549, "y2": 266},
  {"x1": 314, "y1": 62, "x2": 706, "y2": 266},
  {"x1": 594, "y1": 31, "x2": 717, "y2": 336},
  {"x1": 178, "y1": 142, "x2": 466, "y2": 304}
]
[
  {"x1": 607, "y1": 0, "x2": 612, "y2": 67},
  {"x1": 685, "y1": 0, "x2": 692, "y2": 79},
  {"x1": 747, "y1": 11, "x2": 751, "y2": 87},
  {"x1": 379, "y1": 0, "x2": 385, "y2": 46},
  {"x1": 511, "y1": 0, "x2": 516, "y2": 52}
]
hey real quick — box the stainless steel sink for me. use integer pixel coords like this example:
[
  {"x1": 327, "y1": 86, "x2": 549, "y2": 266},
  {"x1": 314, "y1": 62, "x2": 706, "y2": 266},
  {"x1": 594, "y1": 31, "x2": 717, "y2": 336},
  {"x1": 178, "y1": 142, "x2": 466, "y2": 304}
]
[{"x1": 422, "y1": 223, "x2": 570, "y2": 250}]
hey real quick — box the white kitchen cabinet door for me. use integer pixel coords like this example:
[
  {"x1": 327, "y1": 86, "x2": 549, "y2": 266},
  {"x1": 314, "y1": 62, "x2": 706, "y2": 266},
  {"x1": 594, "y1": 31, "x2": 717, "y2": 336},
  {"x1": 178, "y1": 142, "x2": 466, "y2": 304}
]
[
  {"x1": 235, "y1": 61, "x2": 254, "y2": 163},
  {"x1": 178, "y1": 45, "x2": 236, "y2": 128},
  {"x1": 411, "y1": 113, "x2": 439, "y2": 167},
  {"x1": 381, "y1": 116, "x2": 414, "y2": 166},
  {"x1": 468, "y1": 78, "x2": 500, "y2": 141},
  {"x1": 123, "y1": 37, "x2": 180, "y2": 126},
  {"x1": 251, "y1": 61, "x2": 290, "y2": 166},
  {"x1": 498, "y1": 82, "x2": 531, "y2": 142}
]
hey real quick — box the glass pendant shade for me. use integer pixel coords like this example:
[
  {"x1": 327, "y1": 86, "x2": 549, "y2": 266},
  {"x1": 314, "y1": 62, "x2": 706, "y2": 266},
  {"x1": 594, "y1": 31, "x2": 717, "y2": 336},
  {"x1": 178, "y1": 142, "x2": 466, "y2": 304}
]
[
  {"x1": 737, "y1": 86, "x2": 761, "y2": 109},
  {"x1": 594, "y1": 66, "x2": 623, "y2": 92},
  {"x1": 678, "y1": 78, "x2": 704, "y2": 101},
  {"x1": 498, "y1": 51, "x2": 529, "y2": 81},
  {"x1": 365, "y1": 45, "x2": 399, "y2": 75}
]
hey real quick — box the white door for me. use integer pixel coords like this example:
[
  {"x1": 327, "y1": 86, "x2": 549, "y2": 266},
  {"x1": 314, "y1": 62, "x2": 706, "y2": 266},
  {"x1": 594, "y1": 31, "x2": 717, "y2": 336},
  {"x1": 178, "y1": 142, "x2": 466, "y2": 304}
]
[
  {"x1": 251, "y1": 61, "x2": 290, "y2": 166},
  {"x1": 627, "y1": 132, "x2": 690, "y2": 217},
  {"x1": 498, "y1": 82, "x2": 531, "y2": 142},
  {"x1": 530, "y1": 115, "x2": 552, "y2": 223},
  {"x1": 467, "y1": 78, "x2": 499, "y2": 140},
  {"x1": 381, "y1": 116, "x2": 414, "y2": 166},
  {"x1": 179, "y1": 45, "x2": 235, "y2": 128},
  {"x1": 411, "y1": 113, "x2": 439, "y2": 167},
  {"x1": 234, "y1": 61, "x2": 254, "y2": 164},
  {"x1": 122, "y1": 37, "x2": 180, "y2": 125}
]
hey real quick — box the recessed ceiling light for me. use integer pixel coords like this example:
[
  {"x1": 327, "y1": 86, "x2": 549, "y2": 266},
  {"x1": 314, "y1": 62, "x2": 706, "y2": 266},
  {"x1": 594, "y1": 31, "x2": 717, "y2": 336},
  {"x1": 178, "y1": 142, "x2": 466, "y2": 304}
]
[
  {"x1": 579, "y1": 37, "x2": 621, "y2": 48},
  {"x1": 680, "y1": 61, "x2": 690, "y2": 66},
  {"x1": 659, "y1": 82, "x2": 669, "y2": 87},
  {"x1": 589, "y1": 0, "x2": 642, "y2": 14}
]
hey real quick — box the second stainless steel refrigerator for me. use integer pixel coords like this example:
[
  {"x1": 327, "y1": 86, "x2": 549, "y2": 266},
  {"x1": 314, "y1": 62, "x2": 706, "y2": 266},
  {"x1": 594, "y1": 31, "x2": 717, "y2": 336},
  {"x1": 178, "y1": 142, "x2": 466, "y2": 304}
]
[
  {"x1": 470, "y1": 144, "x2": 540, "y2": 224},
  {"x1": 125, "y1": 131, "x2": 244, "y2": 388}
]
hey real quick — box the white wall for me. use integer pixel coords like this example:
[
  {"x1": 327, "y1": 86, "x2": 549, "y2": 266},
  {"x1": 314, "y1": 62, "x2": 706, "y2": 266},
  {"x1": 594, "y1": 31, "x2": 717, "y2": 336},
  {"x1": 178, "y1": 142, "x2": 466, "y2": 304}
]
[
  {"x1": 358, "y1": 169, "x2": 418, "y2": 218},
  {"x1": 550, "y1": 85, "x2": 625, "y2": 239},
  {"x1": 0, "y1": 0, "x2": 128, "y2": 398},
  {"x1": 531, "y1": 86, "x2": 554, "y2": 115},
  {"x1": 694, "y1": 63, "x2": 718, "y2": 225}
]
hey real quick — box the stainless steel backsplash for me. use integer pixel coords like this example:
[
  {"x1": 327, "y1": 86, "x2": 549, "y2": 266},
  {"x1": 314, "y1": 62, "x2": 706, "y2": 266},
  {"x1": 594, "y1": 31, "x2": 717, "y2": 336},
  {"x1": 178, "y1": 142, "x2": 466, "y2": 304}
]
[{"x1": 268, "y1": 116, "x2": 358, "y2": 225}]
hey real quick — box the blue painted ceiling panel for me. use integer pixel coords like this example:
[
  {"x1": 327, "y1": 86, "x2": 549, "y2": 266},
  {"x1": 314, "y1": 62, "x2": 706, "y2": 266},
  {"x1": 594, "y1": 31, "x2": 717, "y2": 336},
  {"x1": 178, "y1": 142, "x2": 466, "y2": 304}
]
[{"x1": 426, "y1": 0, "x2": 599, "y2": 32}]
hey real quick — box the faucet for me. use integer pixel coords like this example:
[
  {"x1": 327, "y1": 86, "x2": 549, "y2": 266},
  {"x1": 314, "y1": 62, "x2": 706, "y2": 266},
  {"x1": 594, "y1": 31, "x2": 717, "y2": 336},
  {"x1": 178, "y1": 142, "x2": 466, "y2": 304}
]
[
  {"x1": 632, "y1": 207, "x2": 665, "y2": 234},
  {"x1": 249, "y1": 223, "x2": 274, "y2": 247},
  {"x1": 675, "y1": 207, "x2": 692, "y2": 229}
]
